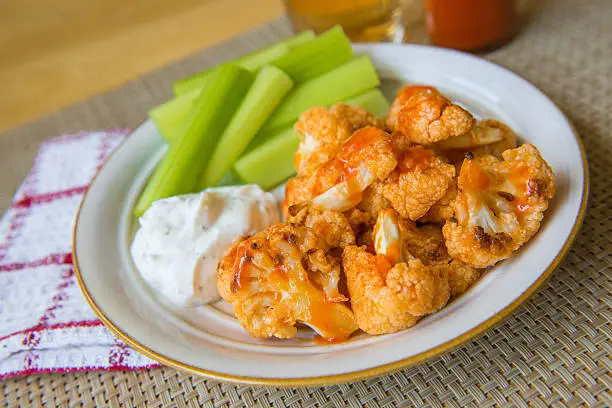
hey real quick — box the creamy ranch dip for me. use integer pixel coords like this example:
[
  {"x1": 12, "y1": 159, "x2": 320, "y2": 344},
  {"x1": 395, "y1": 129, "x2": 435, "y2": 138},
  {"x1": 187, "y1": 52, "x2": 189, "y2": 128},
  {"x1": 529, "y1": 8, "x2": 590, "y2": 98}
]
[{"x1": 131, "y1": 184, "x2": 281, "y2": 307}]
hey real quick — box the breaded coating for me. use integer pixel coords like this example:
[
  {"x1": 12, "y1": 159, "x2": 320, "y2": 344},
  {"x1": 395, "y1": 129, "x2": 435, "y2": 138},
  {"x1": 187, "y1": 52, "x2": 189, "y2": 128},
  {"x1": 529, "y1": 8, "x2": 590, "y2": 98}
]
[
  {"x1": 296, "y1": 126, "x2": 397, "y2": 213},
  {"x1": 419, "y1": 182, "x2": 458, "y2": 223},
  {"x1": 382, "y1": 147, "x2": 456, "y2": 220},
  {"x1": 294, "y1": 103, "x2": 385, "y2": 176},
  {"x1": 386, "y1": 85, "x2": 474, "y2": 146},
  {"x1": 325, "y1": 126, "x2": 397, "y2": 184},
  {"x1": 398, "y1": 219, "x2": 481, "y2": 297},
  {"x1": 344, "y1": 208, "x2": 374, "y2": 248},
  {"x1": 342, "y1": 246, "x2": 450, "y2": 334},
  {"x1": 345, "y1": 208, "x2": 373, "y2": 230},
  {"x1": 399, "y1": 221, "x2": 451, "y2": 266},
  {"x1": 287, "y1": 206, "x2": 355, "y2": 249},
  {"x1": 217, "y1": 223, "x2": 357, "y2": 340},
  {"x1": 356, "y1": 181, "x2": 390, "y2": 220},
  {"x1": 329, "y1": 103, "x2": 385, "y2": 130},
  {"x1": 435, "y1": 119, "x2": 517, "y2": 165},
  {"x1": 442, "y1": 260, "x2": 482, "y2": 298},
  {"x1": 443, "y1": 143, "x2": 555, "y2": 268},
  {"x1": 282, "y1": 176, "x2": 312, "y2": 217},
  {"x1": 386, "y1": 85, "x2": 437, "y2": 131}
]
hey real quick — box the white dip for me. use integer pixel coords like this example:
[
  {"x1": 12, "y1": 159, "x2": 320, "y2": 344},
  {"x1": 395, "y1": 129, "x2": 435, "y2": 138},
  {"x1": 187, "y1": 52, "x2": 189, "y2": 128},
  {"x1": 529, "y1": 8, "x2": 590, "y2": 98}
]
[{"x1": 131, "y1": 184, "x2": 281, "y2": 307}]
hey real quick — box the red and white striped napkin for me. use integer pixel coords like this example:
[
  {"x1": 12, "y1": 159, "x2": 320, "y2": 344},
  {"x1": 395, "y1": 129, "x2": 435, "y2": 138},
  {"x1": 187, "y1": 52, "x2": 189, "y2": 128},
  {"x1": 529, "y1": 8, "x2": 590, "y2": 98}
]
[{"x1": 0, "y1": 131, "x2": 160, "y2": 379}]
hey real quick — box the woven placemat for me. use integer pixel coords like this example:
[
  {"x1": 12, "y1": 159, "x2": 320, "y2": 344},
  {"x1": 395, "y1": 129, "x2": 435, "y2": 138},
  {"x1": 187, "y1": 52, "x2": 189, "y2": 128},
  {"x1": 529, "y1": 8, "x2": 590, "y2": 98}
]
[{"x1": 2, "y1": 0, "x2": 611, "y2": 406}]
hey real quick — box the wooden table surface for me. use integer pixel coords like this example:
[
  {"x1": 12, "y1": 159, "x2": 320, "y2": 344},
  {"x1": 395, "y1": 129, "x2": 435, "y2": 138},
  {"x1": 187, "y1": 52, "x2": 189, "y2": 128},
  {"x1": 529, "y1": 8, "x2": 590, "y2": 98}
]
[{"x1": 0, "y1": 0, "x2": 284, "y2": 133}]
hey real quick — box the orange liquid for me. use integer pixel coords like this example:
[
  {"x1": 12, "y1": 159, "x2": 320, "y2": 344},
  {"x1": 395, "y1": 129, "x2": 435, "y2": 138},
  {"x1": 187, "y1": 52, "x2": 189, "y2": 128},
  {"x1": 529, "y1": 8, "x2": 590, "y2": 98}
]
[
  {"x1": 425, "y1": 0, "x2": 517, "y2": 51},
  {"x1": 284, "y1": 0, "x2": 404, "y2": 42},
  {"x1": 460, "y1": 159, "x2": 490, "y2": 191}
]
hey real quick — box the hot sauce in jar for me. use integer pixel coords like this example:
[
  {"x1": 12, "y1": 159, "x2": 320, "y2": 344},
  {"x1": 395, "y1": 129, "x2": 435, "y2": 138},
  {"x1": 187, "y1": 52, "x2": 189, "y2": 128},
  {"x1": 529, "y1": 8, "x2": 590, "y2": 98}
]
[{"x1": 425, "y1": 0, "x2": 517, "y2": 52}]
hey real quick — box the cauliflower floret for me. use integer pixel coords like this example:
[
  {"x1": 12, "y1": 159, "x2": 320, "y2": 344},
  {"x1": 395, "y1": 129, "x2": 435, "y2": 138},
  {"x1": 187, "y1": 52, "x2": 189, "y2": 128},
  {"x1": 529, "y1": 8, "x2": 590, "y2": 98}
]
[
  {"x1": 217, "y1": 223, "x2": 357, "y2": 340},
  {"x1": 419, "y1": 182, "x2": 458, "y2": 223},
  {"x1": 443, "y1": 259, "x2": 482, "y2": 298},
  {"x1": 287, "y1": 206, "x2": 355, "y2": 249},
  {"x1": 288, "y1": 126, "x2": 397, "y2": 214},
  {"x1": 294, "y1": 103, "x2": 385, "y2": 176},
  {"x1": 399, "y1": 221, "x2": 451, "y2": 265},
  {"x1": 329, "y1": 102, "x2": 386, "y2": 130},
  {"x1": 356, "y1": 181, "x2": 390, "y2": 220},
  {"x1": 442, "y1": 143, "x2": 555, "y2": 268},
  {"x1": 342, "y1": 209, "x2": 451, "y2": 334},
  {"x1": 386, "y1": 85, "x2": 474, "y2": 147},
  {"x1": 382, "y1": 147, "x2": 456, "y2": 220},
  {"x1": 282, "y1": 176, "x2": 312, "y2": 217},
  {"x1": 397, "y1": 220, "x2": 480, "y2": 297},
  {"x1": 435, "y1": 119, "x2": 517, "y2": 165}
]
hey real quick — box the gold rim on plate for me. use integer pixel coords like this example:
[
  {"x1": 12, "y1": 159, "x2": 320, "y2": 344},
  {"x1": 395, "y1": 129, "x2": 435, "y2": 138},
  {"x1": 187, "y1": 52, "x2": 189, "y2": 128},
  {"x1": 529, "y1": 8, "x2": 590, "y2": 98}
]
[{"x1": 72, "y1": 109, "x2": 589, "y2": 388}]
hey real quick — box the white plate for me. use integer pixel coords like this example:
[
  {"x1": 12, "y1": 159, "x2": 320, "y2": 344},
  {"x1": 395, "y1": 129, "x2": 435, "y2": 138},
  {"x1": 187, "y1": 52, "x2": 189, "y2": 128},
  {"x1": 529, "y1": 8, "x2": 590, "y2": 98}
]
[{"x1": 73, "y1": 44, "x2": 588, "y2": 386}]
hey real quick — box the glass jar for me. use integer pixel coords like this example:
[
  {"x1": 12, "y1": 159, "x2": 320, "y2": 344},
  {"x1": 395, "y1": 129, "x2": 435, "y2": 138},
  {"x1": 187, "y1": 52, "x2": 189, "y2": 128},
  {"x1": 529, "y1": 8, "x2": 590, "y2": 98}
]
[{"x1": 424, "y1": 0, "x2": 517, "y2": 52}]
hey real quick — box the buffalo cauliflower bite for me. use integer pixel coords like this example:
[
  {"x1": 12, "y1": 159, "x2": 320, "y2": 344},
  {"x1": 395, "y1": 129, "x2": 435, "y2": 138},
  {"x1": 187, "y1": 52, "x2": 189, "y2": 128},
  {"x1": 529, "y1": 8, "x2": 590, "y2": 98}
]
[
  {"x1": 397, "y1": 219, "x2": 481, "y2": 297},
  {"x1": 442, "y1": 143, "x2": 555, "y2": 268},
  {"x1": 217, "y1": 223, "x2": 357, "y2": 340},
  {"x1": 382, "y1": 147, "x2": 456, "y2": 220},
  {"x1": 419, "y1": 182, "x2": 458, "y2": 223},
  {"x1": 287, "y1": 206, "x2": 356, "y2": 249},
  {"x1": 342, "y1": 209, "x2": 451, "y2": 334},
  {"x1": 398, "y1": 221, "x2": 451, "y2": 266},
  {"x1": 294, "y1": 103, "x2": 385, "y2": 176},
  {"x1": 435, "y1": 119, "x2": 517, "y2": 165},
  {"x1": 289, "y1": 126, "x2": 397, "y2": 214},
  {"x1": 330, "y1": 102, "x2": 386, "y2": 130},
  {"x1": 444, "y1": 259, "x2": 482, "y2": 298},
  {"x1": 386, "y1": 85, "x2": 474, "y2": 147}
]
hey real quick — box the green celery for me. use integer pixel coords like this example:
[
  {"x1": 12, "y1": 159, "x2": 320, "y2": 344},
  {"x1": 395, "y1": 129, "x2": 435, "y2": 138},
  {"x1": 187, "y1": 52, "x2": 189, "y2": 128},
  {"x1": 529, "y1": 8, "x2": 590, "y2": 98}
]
[
  {"x1": 149, "y1": 88, "x2": 199, "y2": 143},
  {"x1": 216, "y1": 170, "x2": 243, "y2": 187},
  {"x1": 270, "y1": 26, "x2": 353, "y2": 84},
  {"x1": 260, "y1": 55, "x2": 380, "y2": 133},
  {"x1": 233, "y1": 126, "x2": 300, "y2": 190},
  {"x1": 172, "y1": 31, "x2": 314, "y2": 95},
  {"x1": 200, "y1": 66, "x2": 294, "y2": 188},
  {"x1": 279, "y1": 30, "x2": 316, "y2": 48},
  {"x1": 134, "y1": 65, "x2": 253, "y2": 216},
  {"x1": 172, "y1": 44, "x2": 286, "y2": 95},
  {"x1": 345, "y1": 88, "x2": 390, "y2": 117}
]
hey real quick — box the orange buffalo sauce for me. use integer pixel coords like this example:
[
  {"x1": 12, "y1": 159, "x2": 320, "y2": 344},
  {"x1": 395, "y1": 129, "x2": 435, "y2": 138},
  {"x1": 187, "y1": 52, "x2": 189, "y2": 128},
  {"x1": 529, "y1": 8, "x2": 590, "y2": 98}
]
[
  {"x1": 460, "y1": 159, "x2": 490, "y2": 191},
  {"x1": 425, "y1": 0, "x2": 517, "y2": 52},
  {"x1": 398, "y1": 147, "x2": 434, "y2": 172},
  {"x1": 230, "y1": 243, "x2": 254, "y2": 293}
]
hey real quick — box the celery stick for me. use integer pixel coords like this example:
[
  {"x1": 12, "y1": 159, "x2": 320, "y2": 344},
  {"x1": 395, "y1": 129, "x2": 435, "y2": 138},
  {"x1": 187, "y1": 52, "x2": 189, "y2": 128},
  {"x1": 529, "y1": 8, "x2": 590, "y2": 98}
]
[
  {"x1": 149, "y1": 88, "x2": 199, "y2": 143},
  {"x1": 172, "y1": 31, "x2": 314, "y2": 95},
  {"x1": 261, "y1": 55, "x2": 380, "y2": 132},
  {"x1": 345, "y1": 88, "x2": 390, "y2": 117},
  {"x1": 134, "y1": 65, "x2": 253, "y2": 216},
  {"x1": 234, "y1": 127, "x2": 300, "y2": 190},
  {"x1": 216, "y1": 170, "x2": 243, "y2": 187},
  {"x1": 200, "y1": 66, "x2": 294, "y2": 188},
  {"x1": 173, "y1": 44, "x2": 286, "y2": 95},
  {"x1": 271, "y1": 26, "x2": 353, "y2": 84},
  {"x1": 237, "y1": 44, "x2": 288, "y2": 72},
  {"x1": 280, "y1": 30, "x2": 316, "y2": 48}
]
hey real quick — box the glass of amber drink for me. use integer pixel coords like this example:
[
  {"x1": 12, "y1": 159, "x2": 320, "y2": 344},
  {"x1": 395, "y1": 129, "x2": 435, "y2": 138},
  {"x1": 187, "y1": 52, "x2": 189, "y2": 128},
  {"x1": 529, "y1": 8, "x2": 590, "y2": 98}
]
[{"x1": 283, "y1": 0, "x2": 405, "y2": 43}]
